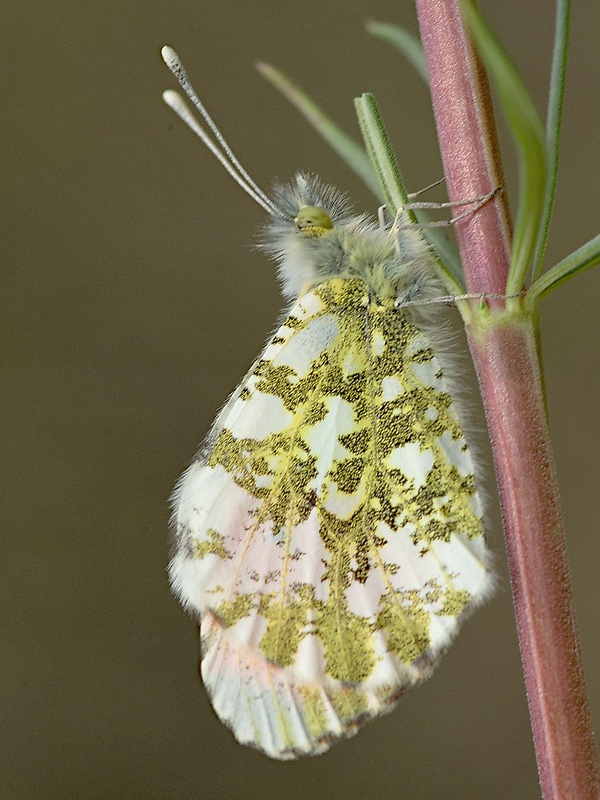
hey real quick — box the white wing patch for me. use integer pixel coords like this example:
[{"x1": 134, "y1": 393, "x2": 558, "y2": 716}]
[{"x1": 171, "y1": 276, "x2": 493, "y2": 760}]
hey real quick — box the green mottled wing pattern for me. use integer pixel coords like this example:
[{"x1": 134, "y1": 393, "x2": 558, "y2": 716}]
[{"x1": 171, "y1": 276, "x2": 492, "y2": 759}]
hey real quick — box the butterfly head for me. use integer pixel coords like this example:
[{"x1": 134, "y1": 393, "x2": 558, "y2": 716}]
[{"x1": 294, "y1": 205, "x2": 333, "y2": 238}]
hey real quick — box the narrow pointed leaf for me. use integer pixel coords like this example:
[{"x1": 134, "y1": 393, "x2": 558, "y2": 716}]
[
  {"x1": 354, "y1": 93, "x2": 409, "y2": 215},
  {"x1": 355, "y1": 92, "x2": 464, "y2": 291},
  {"x1": 532, "y1": 0, "x2": 571, "y2": 280},
  {"x1": 366, "y1": 21, "x2": 429, "y2": 84},
  {"x1": 256, "y1": 62, "x2": 380, "y2": 196},
  {"x1": 526, "y1": 233, "x2": 600, "y2": 307},
  {"x1": 462, "y1": 1, "x2": 546, "y2": 295}
]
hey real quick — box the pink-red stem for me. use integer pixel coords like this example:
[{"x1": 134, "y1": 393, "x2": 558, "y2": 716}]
[
  {"x1": 470, "y1": 317, "x2": 598, "y2": 799},
  {"x1": 415, "y1": 1, "x2": 599, "y2": 796}
]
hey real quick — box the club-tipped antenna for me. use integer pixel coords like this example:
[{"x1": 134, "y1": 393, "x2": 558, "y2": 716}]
[
  {"x1": 162, "y1": 90, "x2": 277, "y2": 215},
  {"x1": 161, "y1": 46, "x2": 284, "y2": 219}
]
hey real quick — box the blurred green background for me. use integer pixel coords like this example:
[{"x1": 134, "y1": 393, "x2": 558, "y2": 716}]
[{"x1": 2, "y1": 1, "x2": 598, "y2": 798}]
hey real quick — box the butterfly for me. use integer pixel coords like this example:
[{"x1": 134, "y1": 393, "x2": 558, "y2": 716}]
[{"x1": 162, "y1": 46, "x2": 494, "y2": 760}]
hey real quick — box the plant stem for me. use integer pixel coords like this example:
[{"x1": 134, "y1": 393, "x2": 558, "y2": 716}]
[
  {"x1": 416, "y1": 0, "x2": 511, "y2": 297},
  {"x1": 415, "y1": 1, "x2": 599, "y2": 796},
  {"x1": 469, "y1": 315, "x2": 598, "y2": 799}
]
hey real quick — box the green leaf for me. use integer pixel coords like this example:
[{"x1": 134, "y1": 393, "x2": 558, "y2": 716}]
[
  {"x1": 532, "y1": 0, "x2": 571, "y2": 280},
  {"x1": 355, "y1": 93, "x2": 464, "y2": 291},
  {"x1": 365, "y1": 21, "x2": 429, "y2": 84},
  {"x1": 461, "y1": 1, "x2": 547, "y2": 295},
  {"x1": 354, "y1": 93, "x2": 409, "y2": 216},
  {"x1": 526, "y1": 233, "x2": 600, "y2": 308},
  {"x1": 256, "y1": 62, "x2": 380, "y2": 197}
]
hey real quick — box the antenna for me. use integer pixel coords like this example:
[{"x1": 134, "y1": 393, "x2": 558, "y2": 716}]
[{"x1": 161, "y1": 46, "x2": 285, "y2": 219}]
